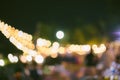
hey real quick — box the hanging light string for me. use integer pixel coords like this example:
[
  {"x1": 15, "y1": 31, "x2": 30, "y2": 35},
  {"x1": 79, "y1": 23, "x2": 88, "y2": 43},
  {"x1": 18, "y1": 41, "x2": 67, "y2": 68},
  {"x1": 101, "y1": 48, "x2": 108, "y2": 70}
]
[
  {"x1": 0, "y1": 21, "x2": 106, "y2": 59},
  {"x1": 0, "y1": 21, "x2": 35, "y2": 52}
]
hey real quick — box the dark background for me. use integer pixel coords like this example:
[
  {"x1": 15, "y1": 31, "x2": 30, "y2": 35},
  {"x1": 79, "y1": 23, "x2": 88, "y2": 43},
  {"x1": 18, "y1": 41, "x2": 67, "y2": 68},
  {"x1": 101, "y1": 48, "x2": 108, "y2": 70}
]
[{"x1": 0, "y1": 0, "x2": 120, "y2": 55}]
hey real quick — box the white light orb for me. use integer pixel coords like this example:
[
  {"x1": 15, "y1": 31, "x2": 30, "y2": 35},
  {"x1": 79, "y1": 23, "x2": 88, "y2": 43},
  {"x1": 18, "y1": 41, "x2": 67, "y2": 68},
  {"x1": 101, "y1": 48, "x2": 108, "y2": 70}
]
[
  {"x1": 26, "y1": 55, "x2": 32, "y2": 62},
  {"x1": 0, "y1": 59, "x2": 5, "y2": 66},
  {"x1": 37, "y1": 38, "x2": 45, "y2": 47},
  {"x1": 13, "y1": 56, "x2": 19, "y2": 63},
  {"x1": 8, "y1": 53, "x2": 13, "y2": 59},
  {"x1": 28, "y1": 50, "x2": 37, "y2": 57},
  {"x1": 56, "y1": 30, "x2": 64, "y2": 39},
  {"x1": 34, "y1": 55, "x2": 44, "y2": 64},
  {"x1": 18, "y1": 31, "x2": 23, "y2": 37}
]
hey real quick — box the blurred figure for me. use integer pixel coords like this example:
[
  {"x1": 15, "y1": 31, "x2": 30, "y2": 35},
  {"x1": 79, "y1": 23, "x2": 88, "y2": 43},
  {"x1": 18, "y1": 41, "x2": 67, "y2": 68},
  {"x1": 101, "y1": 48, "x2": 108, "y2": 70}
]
[
  {"x1": 36, "y1": 64, "x2": 43, "y2": 80},
  {"x1": 85, "y1": 50, "x2": 99, "y2": 67},
  {"x1": 13, "y1": 64, "x2": 23, "y2": 80},
  {"x1": 22, "y1": 64, "x2": 31, "y2": 80},
  {"x1": 71, "y1": 67, "x2": 86, "y2": 80},
  {"x1": 14, "y1": 72, "x2": 23, "y2": 80},
  {"x1": 29, "y1": 64, "x2": 40, "y2": 80},
  {"x1": 85, "y1": 67, "x2": 98, "y2": 80}
]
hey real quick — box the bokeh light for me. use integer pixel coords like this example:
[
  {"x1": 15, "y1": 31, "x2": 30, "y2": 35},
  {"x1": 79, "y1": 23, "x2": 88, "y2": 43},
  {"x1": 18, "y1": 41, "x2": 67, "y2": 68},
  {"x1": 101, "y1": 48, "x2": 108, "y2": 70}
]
[
  {"x1": 56, "y1": 30, "x2": 64, "y2": 39},
  {"x1": 0, "y1": 59, "x2": 5, "y2": 67},
  {"x1": 34, "y1": 55, "x2": 44, "y2": 64}
]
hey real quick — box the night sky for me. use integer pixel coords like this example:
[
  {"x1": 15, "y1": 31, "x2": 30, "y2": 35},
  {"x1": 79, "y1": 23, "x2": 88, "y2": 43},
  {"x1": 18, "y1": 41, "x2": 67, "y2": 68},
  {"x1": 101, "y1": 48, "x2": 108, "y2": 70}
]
[
  {"x1": 0, "y1": 0, "x2": 120, "y2": 55},
  {"x1": 0, "y1": 0, "x2": 120, "y2": 33}
]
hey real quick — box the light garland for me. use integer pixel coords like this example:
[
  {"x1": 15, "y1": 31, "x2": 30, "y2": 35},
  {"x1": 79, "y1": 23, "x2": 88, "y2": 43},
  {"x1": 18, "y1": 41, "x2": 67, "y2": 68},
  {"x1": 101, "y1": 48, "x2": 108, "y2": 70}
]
[
  {"x1": 0, "y1": 21, "x2": 107, "y2": 63},
  {"x1": 92, "y1": 44, "x2": 106, "y2": 54},
  {"x1": 67, "y1": 44, "x2": 91, "y2": 55},
  {"x1": 0, "y1": 21, "x2": 35, "y2": 52}
]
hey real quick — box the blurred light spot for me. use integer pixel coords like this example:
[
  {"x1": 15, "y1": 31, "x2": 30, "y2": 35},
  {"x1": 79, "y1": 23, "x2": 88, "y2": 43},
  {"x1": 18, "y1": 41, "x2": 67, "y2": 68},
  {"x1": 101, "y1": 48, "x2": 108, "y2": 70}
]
[
  {"x1": 0, "y1": 59, "x2": 5, "y2": 66},
  {"x1": 56, "y1": 30, "x2": 64, "y2": 39},
  {"x1": 34, "y1": 55, "x2": 44, "y2": 64}
]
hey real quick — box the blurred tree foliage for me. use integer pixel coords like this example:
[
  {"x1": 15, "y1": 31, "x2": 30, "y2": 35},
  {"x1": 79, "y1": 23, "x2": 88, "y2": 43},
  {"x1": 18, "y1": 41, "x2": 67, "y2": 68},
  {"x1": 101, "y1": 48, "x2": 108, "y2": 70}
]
[{"x1": 33, "y1": 20, "x2": 109, "y2": 45}]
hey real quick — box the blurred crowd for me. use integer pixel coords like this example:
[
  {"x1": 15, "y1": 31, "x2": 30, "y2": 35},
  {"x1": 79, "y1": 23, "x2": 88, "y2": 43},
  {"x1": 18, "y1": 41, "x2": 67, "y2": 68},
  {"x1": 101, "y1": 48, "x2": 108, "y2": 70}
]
[{"x1": 0, "y1": 42, "x2": 120, "y2": 80}]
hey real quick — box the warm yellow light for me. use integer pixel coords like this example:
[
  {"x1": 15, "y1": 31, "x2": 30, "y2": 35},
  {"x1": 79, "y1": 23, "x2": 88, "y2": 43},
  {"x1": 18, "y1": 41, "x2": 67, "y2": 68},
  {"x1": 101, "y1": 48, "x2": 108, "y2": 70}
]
[
  {"x1": 58, "y1": 47, "x2": 65, "y2": 54},
  {"x1": 37, "y1": 38, "x2": 51, "y2": 47},
  {"x1": 0, "y1": 21, "x2": 108, "y2": 60},
  {"x1": 81, "y1": 45, "x2": 91, "y2": 52},
  {"x1": 52, "y1": 42, "x2": 60, "y2": 49},
  {"x1": 50, "y1": 53, "x2": 58, "y2": 58},
  {"x1": 92, "y1": 44, "x2": 106, "y2": 54},
  {"x1": 37, "y1": 38, "x2": 45, "y2": 47},
  {"x1": 68, "y1": 44, "x2": 91, "y2": 55},
  {"x1": 20, "y1": 55, "x2": 27, "y2": 63},
  {"x1": 28, "y1": 50, "x2": 37, "y2": 57},
  {"x1": 0, "y1": 21, "x2": 35, "y2": 53}
]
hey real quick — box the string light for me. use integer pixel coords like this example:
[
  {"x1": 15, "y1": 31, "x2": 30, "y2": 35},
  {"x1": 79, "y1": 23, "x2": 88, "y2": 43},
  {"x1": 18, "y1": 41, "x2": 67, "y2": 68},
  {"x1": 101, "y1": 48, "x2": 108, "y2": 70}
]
[
  {"x1": 92, "y1": 44, "x2": 106, "y2": 54},
  {"x1": 0, "y1": 21, "x2": 107, "y2": 64},
  {"x1": 8, "y1": 54, "x2": 19, "y2": 63},
  {"x1": 0, "y1": 21, "x2": 35, "y2": 53}
]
